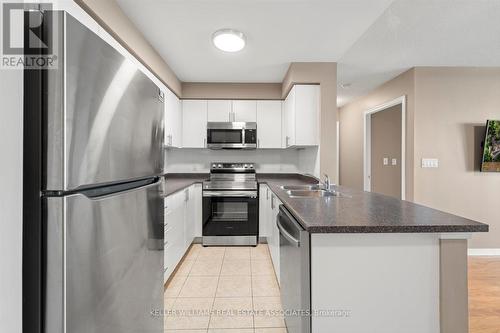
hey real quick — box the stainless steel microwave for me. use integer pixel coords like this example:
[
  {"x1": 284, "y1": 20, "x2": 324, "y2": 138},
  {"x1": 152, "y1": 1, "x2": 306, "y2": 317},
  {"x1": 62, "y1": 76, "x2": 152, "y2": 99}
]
[{"x1": 206, "y1": 122, "x2": 257, "y2": 149}]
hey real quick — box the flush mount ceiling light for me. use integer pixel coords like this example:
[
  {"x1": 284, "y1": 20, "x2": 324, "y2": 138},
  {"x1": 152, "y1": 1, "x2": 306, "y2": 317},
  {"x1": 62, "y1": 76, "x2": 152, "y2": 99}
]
[{"x1": 212, "y1": 29, "x2": 246, "y2": 52}]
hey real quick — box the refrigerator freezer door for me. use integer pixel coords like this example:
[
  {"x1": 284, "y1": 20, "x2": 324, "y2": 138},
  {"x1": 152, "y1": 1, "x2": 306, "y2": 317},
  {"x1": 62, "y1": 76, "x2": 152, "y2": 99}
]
[
  {"x1": 45, "y1": 13, "x2": 164, "y2": 191},
  {"x1": 44, "y1": 180, "x2": 164, "y2": 333}
]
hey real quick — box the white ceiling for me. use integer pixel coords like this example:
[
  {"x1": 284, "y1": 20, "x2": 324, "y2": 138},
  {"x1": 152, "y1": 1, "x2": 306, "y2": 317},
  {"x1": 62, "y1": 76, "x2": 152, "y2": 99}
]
[
  {"x1": 116, "y1": 0, "x2": 394, "y2": 82},
  {"x1": 337, "y1": 0, "x2": 500, "y2": 106},
  {"x1": 117, "y1": 0, "x2": 500, "y2": 106}
]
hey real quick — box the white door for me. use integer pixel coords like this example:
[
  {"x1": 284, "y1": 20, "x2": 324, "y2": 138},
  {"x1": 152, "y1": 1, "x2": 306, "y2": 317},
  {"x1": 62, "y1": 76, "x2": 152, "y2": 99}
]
[
  {"x1": 284, "y1": 87, "x2": 296, "y2": 147},
  {"x1": 207, "y1": 100, "x2": 232, "y2": 122},
  {"x1": 256, "y1": 101, "x2": 282, "y2": 148},
  {"x1": 232, "y1": 100, "x2": 257, "y2": 122},
  {"x1": 182, "y1": 100, "x2": 207, "y2": 148}
]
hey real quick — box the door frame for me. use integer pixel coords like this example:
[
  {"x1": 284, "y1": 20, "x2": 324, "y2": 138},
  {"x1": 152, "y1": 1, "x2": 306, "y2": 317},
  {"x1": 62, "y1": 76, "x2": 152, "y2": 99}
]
[{"x1": 363, "y1": 96, "x2": 406, "y2": 200}]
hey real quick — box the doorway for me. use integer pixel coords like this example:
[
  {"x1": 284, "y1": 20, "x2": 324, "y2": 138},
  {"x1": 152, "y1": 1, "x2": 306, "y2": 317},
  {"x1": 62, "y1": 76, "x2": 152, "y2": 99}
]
[{"x1": 363, "y1": 96, "x2": 406, "y2": 200}]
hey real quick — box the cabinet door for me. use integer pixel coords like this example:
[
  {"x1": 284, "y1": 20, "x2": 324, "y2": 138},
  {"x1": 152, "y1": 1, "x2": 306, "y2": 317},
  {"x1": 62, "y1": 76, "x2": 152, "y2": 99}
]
[
  {"x1": 284, "y1": 87, "x2": 296, "y2": 147},
  {"x1": 256, "y1": 101, "x2": 282, "y2": 148},
  {"x1": 182, "y1": 100, "x2": 207, "y2": 148},
  {"x1": 190, "y1": 184, "x2": 203, "y2": 238},
  {"x1": 232, "y1": 100, "x2": 257, "y2": 122},
  {"x1": 172, "y1": 94, "x2": 182, "y2": 147},
  {"x1": 165, "y1": 89, "x2": 182, "y2": 147},
  {"x1": 164, "y1": 190, "x2": 186, "y2": 282},
  {"x1": 183, "y1": 187, "x2": 193, "y2": 250},
  {"x1": 295, "y1": 85, "x2": 320, "y2": 146},
  {"x1": 207, "y1": 100, "x2": 231, "y2": 122},
  {"x1": 269, "y1": 193, "x2": 281, "y2": 284},
  {"x1": 259, "y1": 184, "x2": 269, "y2": 238}
]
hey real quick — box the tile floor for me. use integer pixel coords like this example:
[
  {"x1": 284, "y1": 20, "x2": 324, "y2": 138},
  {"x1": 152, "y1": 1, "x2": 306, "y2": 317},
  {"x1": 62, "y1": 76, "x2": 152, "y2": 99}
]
[{"x1": 164, "y1": 244, "x2": 286, "y2": 333}]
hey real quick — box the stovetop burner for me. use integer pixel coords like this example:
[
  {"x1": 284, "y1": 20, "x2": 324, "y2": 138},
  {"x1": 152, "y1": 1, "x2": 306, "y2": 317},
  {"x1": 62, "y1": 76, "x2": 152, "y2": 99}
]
[{"x1": 203, "y1": 162, "x2": 257, "y2": 191}]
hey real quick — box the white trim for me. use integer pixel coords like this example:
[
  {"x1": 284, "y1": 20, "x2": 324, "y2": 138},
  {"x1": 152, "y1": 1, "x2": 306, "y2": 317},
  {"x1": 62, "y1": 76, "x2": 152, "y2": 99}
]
[
  {"x1": 336, "y1": 121, "x2": 340, "y2": 184},
  {"x1": 439, "y1": 233, "x2": 472, "y2": 240},
  {"x1": 468, "y1": 248, "x2": 500, "y2": 256},
  {"x1": 363, "y1": 96, "x2": 406, "y2": 200}
]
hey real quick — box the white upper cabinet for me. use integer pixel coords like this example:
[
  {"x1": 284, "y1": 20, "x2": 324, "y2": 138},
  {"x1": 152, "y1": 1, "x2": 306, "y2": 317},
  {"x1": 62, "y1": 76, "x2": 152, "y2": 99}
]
[
  {"x1": 164, "y1": 89, "x2": 182, "y2": 148},
  {"x1": 232, "y1": 100, "x2": 257, "y2": 122},
  {"x1": 284, "y1": 85, "x2": 320, "y2": 147},
  {"x1": 256, "y1": 101, "x2": 282, "y2": 148},
  {"x1": 207, "y1": 100, "x2": 232, "y2": 122},
  {"x1": 182, "y1": 100, "x2": 207, "y2": 148}
]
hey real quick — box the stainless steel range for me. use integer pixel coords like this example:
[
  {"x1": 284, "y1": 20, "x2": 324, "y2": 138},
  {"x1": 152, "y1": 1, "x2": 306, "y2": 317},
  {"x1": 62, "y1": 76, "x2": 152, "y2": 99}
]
[{"x1": 202, "y1": 162, "x2": 258, "y2": 246}]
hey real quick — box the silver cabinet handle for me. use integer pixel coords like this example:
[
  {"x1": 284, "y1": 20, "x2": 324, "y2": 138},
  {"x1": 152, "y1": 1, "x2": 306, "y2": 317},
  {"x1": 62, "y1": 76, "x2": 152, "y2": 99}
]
[
  {"x1": 271, "y1": 194, "x2": 275, "y2": 209},
  {"x1": 257, "y1": 139, "x2": 260, "y2": 148},
  {"x1": 285, "y1": 136, "x2": 289, "y2": 147},
  {"x1": 266, "y1": 187, "x2": 269, "y2": 200},
  {"x1": 203, "y1": 138, "x2": 206, "y2": 148}
]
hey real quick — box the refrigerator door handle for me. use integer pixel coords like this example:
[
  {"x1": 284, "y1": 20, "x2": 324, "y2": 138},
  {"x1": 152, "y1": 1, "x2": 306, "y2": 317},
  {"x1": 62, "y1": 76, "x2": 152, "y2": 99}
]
[{"x1": 79, "y1": 177, "x2": 162, "y2": 200}]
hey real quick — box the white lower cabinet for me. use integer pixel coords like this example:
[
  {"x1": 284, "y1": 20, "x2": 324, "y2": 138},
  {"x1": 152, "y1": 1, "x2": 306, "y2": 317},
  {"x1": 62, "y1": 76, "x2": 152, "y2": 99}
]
[
  {"x1": 268, "y1": 192, "x2": 282, "y2": 285},
  {"x1": 260, "y1": 185, "x2": 282, "y2": 285},
  {"x1": 164, "y1": 184, "x2": 202, "y2": 284},
  {"x1": 258, "y1": 185, "x2": 270, "y2": 238}
]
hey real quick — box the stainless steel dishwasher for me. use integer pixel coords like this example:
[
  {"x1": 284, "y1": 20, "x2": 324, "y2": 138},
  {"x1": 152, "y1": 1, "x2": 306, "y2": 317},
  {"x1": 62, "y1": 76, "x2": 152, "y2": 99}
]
[{"x1": 277, "y1": 205, "x2": 310, "y2": 333}]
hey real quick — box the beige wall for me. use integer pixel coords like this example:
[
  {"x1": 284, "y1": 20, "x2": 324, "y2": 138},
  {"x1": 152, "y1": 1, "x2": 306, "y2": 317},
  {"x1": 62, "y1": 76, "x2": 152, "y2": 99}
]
[
  {"x1": 340, "y1": 67, "x2": 499, "y2": 248},
  {"x1": 414, "y1": 68, "x2": 500, "y2": 248},
  {"x1": 339, "y1": 69, "x2": 415, "y2": 201},
  {"x1": 370, "y1": 104, "x2": 402, "y2": 199},
  {"x1": 282, "y1": 63, "x2": 338, "y2": 181},
  {"x1": 182, "y1": 82, "x2": 282, "y2": 100},
  {"x1": 74, "y1": 0, "x2": 182, "y2": 96}
]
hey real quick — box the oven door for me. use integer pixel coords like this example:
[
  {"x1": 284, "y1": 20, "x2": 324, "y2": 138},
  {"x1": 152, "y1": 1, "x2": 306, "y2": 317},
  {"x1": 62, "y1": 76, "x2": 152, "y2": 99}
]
[{"x1": 202, "y1": 191, "x2": 258, "y2": 237}]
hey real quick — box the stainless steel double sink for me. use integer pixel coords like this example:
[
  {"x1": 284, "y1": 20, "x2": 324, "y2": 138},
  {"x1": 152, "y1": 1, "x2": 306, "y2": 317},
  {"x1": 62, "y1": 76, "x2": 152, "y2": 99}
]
[{"x1": 280, "y1": 185, "x2": 349, "y2": 198}]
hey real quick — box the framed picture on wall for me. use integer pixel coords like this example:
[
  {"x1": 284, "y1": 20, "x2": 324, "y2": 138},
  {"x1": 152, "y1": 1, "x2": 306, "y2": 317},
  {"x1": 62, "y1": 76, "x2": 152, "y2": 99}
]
[{"x1": 481, "y1": 120, "x2": 500, "y2": 172}]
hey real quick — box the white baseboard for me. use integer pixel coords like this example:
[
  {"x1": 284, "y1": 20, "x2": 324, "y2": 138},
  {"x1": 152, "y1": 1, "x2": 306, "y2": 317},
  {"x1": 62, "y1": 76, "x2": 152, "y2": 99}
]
[{"x1": 468, "y1": 248, "x2": 500, "y2": 256}]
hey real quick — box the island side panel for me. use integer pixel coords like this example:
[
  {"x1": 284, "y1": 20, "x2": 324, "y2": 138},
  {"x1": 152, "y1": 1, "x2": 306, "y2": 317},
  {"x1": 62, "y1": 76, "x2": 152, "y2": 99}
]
[
  {"x1": 310, "y1": 233, "x2": 440, "y2": 333},
  {"x1": 440, "y1": 239, "x2": 468, "y2": 333}
]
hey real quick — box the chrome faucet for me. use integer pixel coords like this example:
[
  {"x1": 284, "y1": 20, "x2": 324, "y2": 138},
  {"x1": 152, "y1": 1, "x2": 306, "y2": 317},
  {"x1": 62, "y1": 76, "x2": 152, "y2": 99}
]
[{"x1": 323, "y1": 174, "x2": 330, "y2": 190}]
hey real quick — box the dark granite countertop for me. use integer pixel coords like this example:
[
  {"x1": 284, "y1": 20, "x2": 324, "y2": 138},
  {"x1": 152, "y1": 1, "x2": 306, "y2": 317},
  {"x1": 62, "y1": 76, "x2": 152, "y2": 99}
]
[
  {"x1": 164, "y1": 173, "x2": 489, "y2": 234},
  {"x1": 162, "y1": 173, "x2": 208, "y2": 196}
]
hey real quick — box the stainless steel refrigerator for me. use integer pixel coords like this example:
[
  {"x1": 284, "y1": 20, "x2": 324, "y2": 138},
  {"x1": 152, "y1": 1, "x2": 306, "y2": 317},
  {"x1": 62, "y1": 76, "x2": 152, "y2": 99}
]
[{"x1": 23, "y1": 11, "x2": 164, "y2": 333}]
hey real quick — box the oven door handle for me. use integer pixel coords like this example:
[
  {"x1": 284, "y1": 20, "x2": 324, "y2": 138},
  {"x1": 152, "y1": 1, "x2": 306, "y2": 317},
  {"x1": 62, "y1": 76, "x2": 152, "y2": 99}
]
[{"x1": 203, "y1": 190, "x2": 258, "y2": 198}]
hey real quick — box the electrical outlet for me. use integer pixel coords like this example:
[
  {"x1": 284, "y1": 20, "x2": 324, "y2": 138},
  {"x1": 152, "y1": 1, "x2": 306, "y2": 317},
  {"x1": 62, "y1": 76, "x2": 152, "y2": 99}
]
[
  {"x1": 383, "y1": 157, "x2": 389, "y2": 166},
  {"x1": 421, "y1": 158, "x2": 439, "y2": 168},
  {"x1": 392, "y1": 158, "x2": 397, "y2": 166}
]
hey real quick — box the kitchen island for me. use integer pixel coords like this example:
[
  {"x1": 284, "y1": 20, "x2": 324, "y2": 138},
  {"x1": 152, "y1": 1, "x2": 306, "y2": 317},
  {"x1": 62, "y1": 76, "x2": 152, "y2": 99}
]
[
  {"x1": 260, "y1": 175, "x2": 487, "y2": 333},
  {"x1": 164, "y1": 173, "x2": 488, "y2": 333}
]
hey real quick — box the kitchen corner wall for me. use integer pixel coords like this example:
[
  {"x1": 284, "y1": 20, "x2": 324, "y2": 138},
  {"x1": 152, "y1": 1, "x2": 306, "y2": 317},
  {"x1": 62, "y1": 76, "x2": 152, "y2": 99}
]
[
  {"x1": 181, "y1": 82, "x2": 283, "y2": 100},
  {"x1": 339, "y1": 68, "x2": 415, "y2": 201},
  {"x1": 339, "y1": 67, "x2": 500, "y2": 249},
  {"x1": 282, "y1": 63, "x2": 338, "y2": 183},
  {"x1": 74, "y1": 0, "x2": 182, "y2": 96},
  {"x1": 0, "y1": 69, "x2": 23, "y2": 333},
  {"x1": 413, "y1": 68, "x2": 500, "y2": 249}
]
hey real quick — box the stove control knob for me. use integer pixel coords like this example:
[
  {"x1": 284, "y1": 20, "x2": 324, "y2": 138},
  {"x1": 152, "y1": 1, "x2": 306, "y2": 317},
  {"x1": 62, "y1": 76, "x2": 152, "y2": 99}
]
[
  {"x1": 243, "y1": 164, "x2": 248, "y2": 168},
  {"x1": 249, "y1": 164, "x2": 254, "y2": 169},
  {"x1": 217, "y1": 164, "x2": 222, "y2": 168},
  {"x1": 212, "y1": 164, "x2": 216, "y2": 168}
]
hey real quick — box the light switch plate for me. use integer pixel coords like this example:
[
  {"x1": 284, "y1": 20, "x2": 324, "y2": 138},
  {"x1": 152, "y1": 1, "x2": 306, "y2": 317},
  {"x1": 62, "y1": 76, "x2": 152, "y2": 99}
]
[
  {"x1": 383, "y1": 157, "x2": 389, "y2": 166},
  {"x1": 392, "y1": 158, "x2": 397, "y2": 166},
  {"x1": 422, "y1": 158, "x2": 439, "y2": 168}
]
